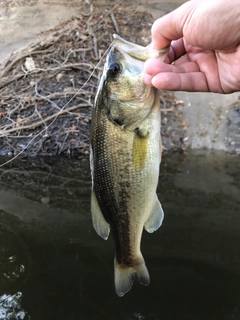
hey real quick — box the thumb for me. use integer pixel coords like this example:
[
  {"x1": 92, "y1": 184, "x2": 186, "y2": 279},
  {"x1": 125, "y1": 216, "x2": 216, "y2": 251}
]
[{"x1": 151, "y1": 1, "x2": 195, "y2": 49}]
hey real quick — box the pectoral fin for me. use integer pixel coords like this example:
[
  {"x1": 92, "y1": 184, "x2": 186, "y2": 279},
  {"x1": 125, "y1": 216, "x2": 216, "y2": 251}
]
[
  {"x1": 144, "y1": 197, "x2": 164, "y2": 233},
  {"x1": 91, "y1": 191, "x2": 110, "y2": 240}
]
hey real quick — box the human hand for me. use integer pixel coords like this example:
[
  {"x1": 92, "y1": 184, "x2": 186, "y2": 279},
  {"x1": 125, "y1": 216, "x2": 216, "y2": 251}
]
[{"x1": 144, "y1": 0, "x2": 240, "y2": 93}]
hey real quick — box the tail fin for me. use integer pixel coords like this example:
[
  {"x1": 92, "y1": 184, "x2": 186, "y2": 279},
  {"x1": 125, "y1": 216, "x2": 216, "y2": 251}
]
[{"x1": 114, "y1": 256, "x2": 150, "y2": 297}]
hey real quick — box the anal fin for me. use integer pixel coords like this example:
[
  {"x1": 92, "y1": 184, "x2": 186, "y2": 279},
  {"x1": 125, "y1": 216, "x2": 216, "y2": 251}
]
[
  {"x1": 144, "y1": 196, "x2": 164, "y2": 233},
  {"x1": 91, "y1": 191, "x2": 110, "y2": 240}
]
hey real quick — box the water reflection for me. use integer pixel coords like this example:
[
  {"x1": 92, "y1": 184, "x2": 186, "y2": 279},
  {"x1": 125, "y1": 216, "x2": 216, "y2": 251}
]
[{"x1": 0, "y1": 151, "x2": 239, "y2": 319}]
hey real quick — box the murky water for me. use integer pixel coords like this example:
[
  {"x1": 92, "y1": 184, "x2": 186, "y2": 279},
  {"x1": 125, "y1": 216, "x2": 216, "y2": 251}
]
[{"x1": 0, "y1": 150, "x2": 239, "y2": 320}]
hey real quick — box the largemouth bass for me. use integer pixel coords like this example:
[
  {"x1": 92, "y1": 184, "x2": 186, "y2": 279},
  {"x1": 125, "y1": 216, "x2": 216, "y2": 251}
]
[{"x1": 90, "y1": 35, "x2": 168, "y2": 297}]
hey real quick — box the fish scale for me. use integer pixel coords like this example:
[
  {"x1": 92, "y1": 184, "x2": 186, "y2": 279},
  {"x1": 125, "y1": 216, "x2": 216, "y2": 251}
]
[{"x1": 90, "y1": 35, "x2": 168, "y2": 297}]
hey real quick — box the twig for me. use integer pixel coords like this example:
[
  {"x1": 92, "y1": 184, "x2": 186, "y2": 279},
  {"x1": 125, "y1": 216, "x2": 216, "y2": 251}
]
[
  {"x1": 0, "y1": 49, "x2": 55, "y2": 78},
  {"x1": 35, "y1": 83, "x2": 62, "y2": 112},
  {"x1": 34, "y1": 105, "x2": 47, "y2": 128},
  {"x1": 110, "y1": 8, "x2": 119, "y2": 33},
  {"x1": 160, "y1": 96, "x2": 174, "y2": 112},
  {"x1": 61, "y1": 48, "x2": 93, "y2": 65},
  {"x1": 161, "y1": 107, "x2": 174, "y2": 112},
  {"x1": 0, "y1": 74, "x2": 25, "y2": 90},
  {"x1": 0, "y1": 104, "x2": 91, "y2": 136}
]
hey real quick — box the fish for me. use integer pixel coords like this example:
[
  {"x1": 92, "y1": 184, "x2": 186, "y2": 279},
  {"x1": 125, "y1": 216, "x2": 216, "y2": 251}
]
[{"x1": 90, "y1": 34, "x2": 168, "y2": 297}]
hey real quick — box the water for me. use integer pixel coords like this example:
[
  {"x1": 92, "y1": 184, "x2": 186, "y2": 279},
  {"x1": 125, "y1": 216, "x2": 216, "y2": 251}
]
[{"x1": 0, "y1": 150, "x2": 239, "y2": 320}]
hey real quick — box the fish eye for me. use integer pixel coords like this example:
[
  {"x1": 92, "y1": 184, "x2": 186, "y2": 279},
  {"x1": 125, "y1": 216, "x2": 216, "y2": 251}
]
[{"x1": 108, "y1": 62, "x2": 121, "y2": 76}]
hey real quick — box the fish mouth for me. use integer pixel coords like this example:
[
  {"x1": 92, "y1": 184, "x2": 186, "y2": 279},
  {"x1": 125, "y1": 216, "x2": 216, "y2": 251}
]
[
  {"x1": 112, "y1": 34, "x2": 148, "y2": 61},
  {"x1": 107, "y1": 42, "x2": 144, "y2": 77},
  {"x1": 107, "y1": 34, "x2": 168, "y2": 76},
  {"x1": 113, "y1": 34, "x2": 169, "y2": 61}
]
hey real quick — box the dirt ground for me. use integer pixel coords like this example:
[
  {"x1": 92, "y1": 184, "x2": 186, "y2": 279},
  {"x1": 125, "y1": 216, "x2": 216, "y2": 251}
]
[{"x1": 0, "y1": 0, "x2": 239, "y2": 157}]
